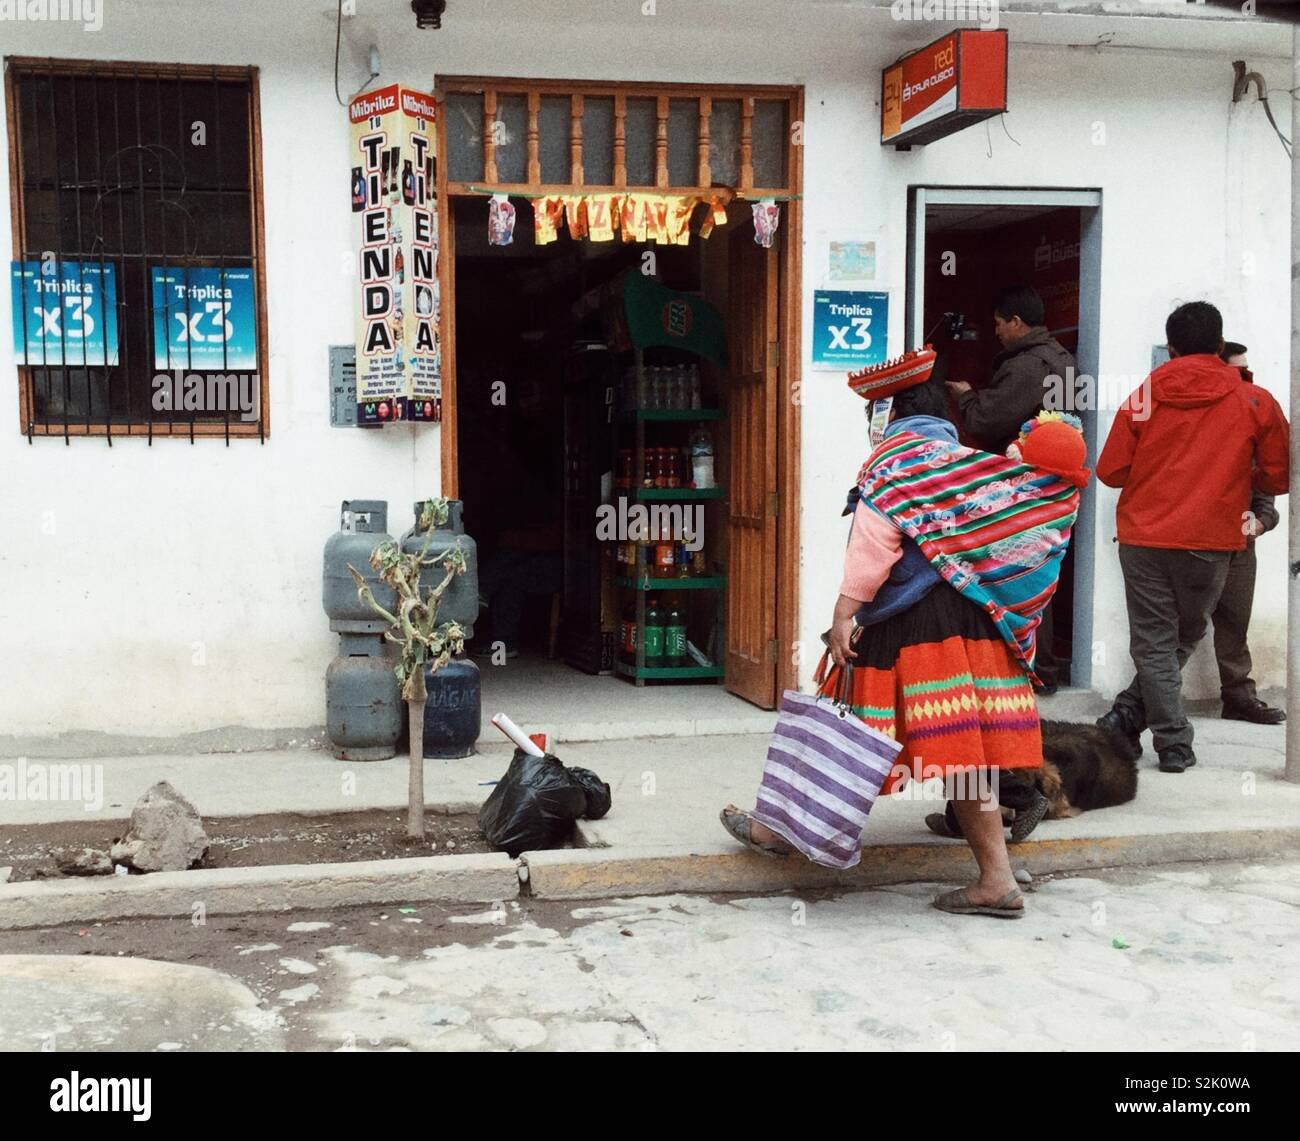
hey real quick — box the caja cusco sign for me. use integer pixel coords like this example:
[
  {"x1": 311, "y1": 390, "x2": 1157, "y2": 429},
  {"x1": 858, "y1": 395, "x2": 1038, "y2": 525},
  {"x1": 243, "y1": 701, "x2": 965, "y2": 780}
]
[{"x1": 881, "y1": 29, "x2": 1008, "y2": 148}]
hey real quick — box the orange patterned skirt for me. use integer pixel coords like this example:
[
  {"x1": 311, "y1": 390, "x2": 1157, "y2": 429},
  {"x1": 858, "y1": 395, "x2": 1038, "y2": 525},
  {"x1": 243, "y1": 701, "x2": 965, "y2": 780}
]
[{"x1": 819, "y1": 584, "x2": 1042, "y2": 795}]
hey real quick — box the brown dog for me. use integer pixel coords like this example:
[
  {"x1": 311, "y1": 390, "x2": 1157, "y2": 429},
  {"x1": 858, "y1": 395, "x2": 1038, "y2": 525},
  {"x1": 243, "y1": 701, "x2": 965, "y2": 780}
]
[{"x1": 1036, "y1": 719, "x2": 1140, "y2": 818}]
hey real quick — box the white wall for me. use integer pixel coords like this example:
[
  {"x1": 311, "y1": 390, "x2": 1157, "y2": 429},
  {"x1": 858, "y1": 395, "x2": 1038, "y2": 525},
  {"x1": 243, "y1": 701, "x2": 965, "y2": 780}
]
[{"x1": 0, "y1": 1, "x2": 1291, "y2": 740}]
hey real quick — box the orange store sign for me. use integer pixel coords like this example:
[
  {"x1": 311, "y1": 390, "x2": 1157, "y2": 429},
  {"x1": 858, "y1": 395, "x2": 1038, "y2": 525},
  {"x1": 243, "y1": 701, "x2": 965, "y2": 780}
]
[{"x1": 881, "y1": 30, "x2": 1008, "y2": 148}]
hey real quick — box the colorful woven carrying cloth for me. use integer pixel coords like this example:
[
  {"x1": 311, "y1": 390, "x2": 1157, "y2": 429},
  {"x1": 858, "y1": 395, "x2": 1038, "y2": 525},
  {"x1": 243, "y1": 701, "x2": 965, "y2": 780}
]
[{"x1": 857, "y1": 430, "x2": 1081, "y2": 682}]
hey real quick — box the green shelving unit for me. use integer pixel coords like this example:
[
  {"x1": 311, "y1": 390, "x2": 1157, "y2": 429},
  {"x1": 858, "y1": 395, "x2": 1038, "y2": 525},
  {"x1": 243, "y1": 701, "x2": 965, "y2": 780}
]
[
  {"x1": 617, "y1": 575, "x2": 726, "y2": 591},
  {"x1": 634, "y1": 486, "x2": 725, "y2": 501},
  {"x1": 624, "y1": 407, "x2": 724, "y2": 423},
  {"x1": 614, "y1": 661, "x2": 725, "y2": 681}
]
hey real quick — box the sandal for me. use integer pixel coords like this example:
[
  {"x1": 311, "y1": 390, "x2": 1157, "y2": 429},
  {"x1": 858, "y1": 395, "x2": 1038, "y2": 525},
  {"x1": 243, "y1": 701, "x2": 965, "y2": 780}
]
[
  {"x1": 1009, "y1": 791, "x2": 1050, "y2": 843},
  {"x1": 719, "y1": 807, "x2": 792, "y2": 859},
  {"x1": 932, "y1": 887, "x2": 1025, "y2": 919}
]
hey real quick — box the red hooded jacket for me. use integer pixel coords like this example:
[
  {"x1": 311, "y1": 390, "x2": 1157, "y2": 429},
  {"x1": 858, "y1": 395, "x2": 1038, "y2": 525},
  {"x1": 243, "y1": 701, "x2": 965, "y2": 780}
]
[{"x1": 1097, "y1": 354, "x2": 1290, "y2": 551}]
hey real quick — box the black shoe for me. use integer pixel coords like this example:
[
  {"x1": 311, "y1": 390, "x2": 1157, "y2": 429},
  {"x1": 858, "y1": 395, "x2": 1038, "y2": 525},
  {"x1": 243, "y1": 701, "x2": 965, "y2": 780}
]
[
  {"x1": 924, "y1": 812, "x2": 964, "y2": 839},
  {"x1": 1033, "y1": 681, "x2": 1059, "y2": 697},
  {"x1": 1009, "y1": 790, "x2": 1050, "y2": 843},
  {"x1": 1222, "y1": 697, "x2": 1286, "y2": 725},
  {"x1": 1097, "y1": 707, "x2": 1144, "y2": 760},
  {"x1": 1157, "y1": 745, "x2": 1197, "y2": 773}
]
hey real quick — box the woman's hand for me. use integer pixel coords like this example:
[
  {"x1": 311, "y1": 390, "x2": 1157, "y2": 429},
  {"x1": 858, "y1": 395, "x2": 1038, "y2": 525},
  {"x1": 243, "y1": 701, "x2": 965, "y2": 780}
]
[
  {"x1": 829, "y1": 614, "x2": 857, "y2": 667},
  {"x1": 830, "y1": 594, "x2": 862, "y2": 667}
]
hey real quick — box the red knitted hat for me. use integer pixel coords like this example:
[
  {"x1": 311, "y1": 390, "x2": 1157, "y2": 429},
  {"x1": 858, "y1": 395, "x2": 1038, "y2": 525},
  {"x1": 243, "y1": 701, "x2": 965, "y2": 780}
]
[
  {"x1": 1017, "y1": 413, "x2": 1090, "y2": 488},
  {"x1": 846, "y1": 345, "x2": 937, "y2": 401}
]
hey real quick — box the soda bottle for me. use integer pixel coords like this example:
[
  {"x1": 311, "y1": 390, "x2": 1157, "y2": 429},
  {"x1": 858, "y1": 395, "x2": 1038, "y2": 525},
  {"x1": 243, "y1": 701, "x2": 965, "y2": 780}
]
[
  {"x1": 665, "y1": 598, "x2": 687, "y2": 667},
  {"x1": 643, "y1": 596, "x2": 665, "y2": 666},
  {"x1": 620, "y1": 601, "x2": 638, "y2": 664},
  {"x1": 655, "y1": 520, "x2": 676, "y2": 572}
]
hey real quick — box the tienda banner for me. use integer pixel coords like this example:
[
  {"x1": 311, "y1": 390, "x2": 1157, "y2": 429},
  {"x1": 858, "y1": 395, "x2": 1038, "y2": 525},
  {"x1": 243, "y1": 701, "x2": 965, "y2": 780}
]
[{"x1": 349, "y1": 84, "x2": 441, "y2": 424}]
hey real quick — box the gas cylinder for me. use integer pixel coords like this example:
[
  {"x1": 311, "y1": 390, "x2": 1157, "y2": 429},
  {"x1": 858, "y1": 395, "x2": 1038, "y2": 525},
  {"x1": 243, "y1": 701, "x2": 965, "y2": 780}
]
[
  {"x1": 324, "y1": 500, "x2": 396, "y2": 633},
  {"x1": 421, "y1": 653, "x2": 481, "y2": 758},
  {"x1": 400, "y1": 499, "x2": 480, "y2": 637},
  {"x1": 326, "y1": 633, "x2": 402, "y2": 760}
]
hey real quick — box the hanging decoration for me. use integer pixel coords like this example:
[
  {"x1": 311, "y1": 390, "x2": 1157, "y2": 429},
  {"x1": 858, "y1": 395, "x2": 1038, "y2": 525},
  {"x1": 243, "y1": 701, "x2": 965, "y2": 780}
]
[
  {"x1": 752, "y1": 198, "x2": 780, "y2": 248},
  {"x1": 484, "y1": 190, "x2": 736, "y2": 247},
  {"x1": 488, "y1": 193, "x2": 516, "y2": 245}
]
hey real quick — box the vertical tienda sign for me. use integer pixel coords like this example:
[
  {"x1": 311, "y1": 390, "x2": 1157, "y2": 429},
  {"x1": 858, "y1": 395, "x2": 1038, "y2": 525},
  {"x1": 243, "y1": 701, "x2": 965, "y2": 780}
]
[{"x1": 349, "y1": 84, "x2": 442, "y2": 424}]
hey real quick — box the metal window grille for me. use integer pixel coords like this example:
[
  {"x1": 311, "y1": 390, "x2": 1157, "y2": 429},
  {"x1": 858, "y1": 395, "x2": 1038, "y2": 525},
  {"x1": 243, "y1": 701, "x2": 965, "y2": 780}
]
[{"x1": 5, "y1": 58, "x2": 268, "y2": 444}]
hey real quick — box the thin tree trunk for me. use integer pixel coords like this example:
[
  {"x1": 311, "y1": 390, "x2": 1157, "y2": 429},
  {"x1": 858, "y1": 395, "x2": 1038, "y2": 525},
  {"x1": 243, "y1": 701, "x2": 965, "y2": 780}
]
[{"x1": 408, "y1": 696, "x2": 426, "y2": 838}]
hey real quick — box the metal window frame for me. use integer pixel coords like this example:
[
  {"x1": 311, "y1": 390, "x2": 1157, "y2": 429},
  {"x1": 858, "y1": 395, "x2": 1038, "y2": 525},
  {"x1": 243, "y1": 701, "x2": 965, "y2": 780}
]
[{"x1": 4, "y1": 56, "x2": 270, "y2": 442}]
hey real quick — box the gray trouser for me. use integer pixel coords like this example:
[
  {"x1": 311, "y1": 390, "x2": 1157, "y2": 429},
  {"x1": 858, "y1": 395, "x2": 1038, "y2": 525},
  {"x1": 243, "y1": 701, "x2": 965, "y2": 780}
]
[
  {"x1": 1113, "y1": 544, "x2": 1232, "y2": 754},
  {"x1": 1212, "y1": 543, "x2": 1258, "y2": 704}
]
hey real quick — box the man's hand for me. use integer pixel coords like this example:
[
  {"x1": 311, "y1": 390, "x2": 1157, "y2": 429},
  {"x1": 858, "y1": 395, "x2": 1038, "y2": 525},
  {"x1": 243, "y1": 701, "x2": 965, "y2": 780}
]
[{"x1": 945, "y1": 380, "x2": 972, "y2": 396}]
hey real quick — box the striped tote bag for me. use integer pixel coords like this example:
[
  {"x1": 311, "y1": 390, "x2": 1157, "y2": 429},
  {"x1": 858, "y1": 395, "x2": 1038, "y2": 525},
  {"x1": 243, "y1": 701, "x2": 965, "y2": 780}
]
[{"x1": 750, "y1": 667, "x2": 903, "y2": 869}]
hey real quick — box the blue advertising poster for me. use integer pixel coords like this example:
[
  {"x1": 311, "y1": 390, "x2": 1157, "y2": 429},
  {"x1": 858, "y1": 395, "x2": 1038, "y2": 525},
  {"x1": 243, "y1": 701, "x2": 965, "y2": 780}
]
[
  {"x1": 10, "y1": 260, "x2": 119, "y2": 366},
  {"x1": 150, "y1": 265, "x2": 258, "y2": 370},
  {"x1": 811, "y1": 289, "x2": 889, "y2": 371}
]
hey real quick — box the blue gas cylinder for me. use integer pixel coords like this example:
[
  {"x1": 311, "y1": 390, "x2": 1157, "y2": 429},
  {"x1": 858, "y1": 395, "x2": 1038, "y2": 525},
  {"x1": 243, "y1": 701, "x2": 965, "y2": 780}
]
[{"x1": 421, "y1": 654, "x2": 481, "y2": 758}]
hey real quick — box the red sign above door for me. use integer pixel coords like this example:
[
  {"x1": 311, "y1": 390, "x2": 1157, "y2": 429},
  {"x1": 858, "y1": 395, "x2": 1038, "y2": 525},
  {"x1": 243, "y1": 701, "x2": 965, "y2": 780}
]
[{"x1": 881, "y1": 29, "x2": 1008, "y2": 148}]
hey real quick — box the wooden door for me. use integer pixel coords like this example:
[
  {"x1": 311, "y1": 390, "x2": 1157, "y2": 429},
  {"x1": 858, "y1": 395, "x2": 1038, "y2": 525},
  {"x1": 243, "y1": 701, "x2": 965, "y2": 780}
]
[{"x1": 724, "y1": 223, "x2": 780, "y2": 708}]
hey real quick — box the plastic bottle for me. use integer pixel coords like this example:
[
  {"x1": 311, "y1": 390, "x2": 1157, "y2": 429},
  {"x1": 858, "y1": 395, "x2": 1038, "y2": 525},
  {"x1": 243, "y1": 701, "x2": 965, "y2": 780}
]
[
  {"x1": 643, "y1": 596, "x2": 665, "y2": 666},
  {"x1": 665, "y1": 598, "x2": 687, "y2": 667},
  {"x1": 690, "y1": 426, "x2": 715, "y2": 490},
  {"x1": 620, "y1": 601, "x2": 638, "y2": 664},
  {"x1": 690, "y1": 365, "x2": 702, "y2": 409}
]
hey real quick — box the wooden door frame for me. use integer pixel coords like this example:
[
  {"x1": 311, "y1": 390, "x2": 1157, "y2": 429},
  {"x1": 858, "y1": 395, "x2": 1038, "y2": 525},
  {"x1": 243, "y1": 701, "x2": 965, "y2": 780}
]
[{"x1": 434, "y1": 79, "x2": 802, "y2": 700}]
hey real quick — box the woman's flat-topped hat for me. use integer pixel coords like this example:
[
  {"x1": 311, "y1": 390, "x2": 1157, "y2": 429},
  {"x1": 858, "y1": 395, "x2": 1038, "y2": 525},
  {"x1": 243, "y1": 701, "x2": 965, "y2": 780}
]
[{"x1": 846, "y1": 344, "x2": 937, "y2": 400}]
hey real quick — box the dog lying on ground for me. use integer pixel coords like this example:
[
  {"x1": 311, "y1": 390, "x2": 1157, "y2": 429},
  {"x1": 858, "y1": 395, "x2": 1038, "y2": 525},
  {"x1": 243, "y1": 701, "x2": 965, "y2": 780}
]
[
  {"x1": 1034, "y1": 719, "x2": 1140, "y2": 818},
  {"x1": 929, "y1": 719, "x2": 1141, "y2": 841}
]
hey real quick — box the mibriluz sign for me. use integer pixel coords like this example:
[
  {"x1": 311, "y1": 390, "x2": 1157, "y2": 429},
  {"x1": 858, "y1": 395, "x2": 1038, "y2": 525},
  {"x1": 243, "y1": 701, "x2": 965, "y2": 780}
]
[
  {"x1": 349, "y1": 83, "x2": 441, "y2": 424},
  {"x1": 811, "y1": 290, "x2": 889, "y2": 371}
]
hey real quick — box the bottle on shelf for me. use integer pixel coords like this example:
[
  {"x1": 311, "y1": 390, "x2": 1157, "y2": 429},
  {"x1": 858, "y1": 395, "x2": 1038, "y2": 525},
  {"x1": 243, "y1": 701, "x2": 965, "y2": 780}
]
[
  {"x1": 643, "y1": 595, "x2": 665, "y2": 666},
  {"x1": 690, "y1": 425, "x2": 715, "y2": 490},
  {"x1": 665, "y1": 597, "x2": 687, "y2": 667},
  {"x1": 655, "y1": 519, "x2": 676, "y2": 573},
  {"x1": 620, "y1": 601, "x2": 638, "y2": 664},
  {"x1": 690, "y1": 365, "x2": 702, "y2": 409}
]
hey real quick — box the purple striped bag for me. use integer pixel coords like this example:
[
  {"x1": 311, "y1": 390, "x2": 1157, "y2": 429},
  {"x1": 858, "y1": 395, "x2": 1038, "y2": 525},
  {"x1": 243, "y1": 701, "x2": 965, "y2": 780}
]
[{"x1": 750, "y1": 666, "x2": 903, "y2": 869}]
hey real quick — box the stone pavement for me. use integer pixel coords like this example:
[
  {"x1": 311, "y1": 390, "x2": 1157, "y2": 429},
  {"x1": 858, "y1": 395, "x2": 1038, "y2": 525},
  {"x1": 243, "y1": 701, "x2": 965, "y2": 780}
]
[
  {"x1": 2, "y1": 859, "x2": 1296, "y2": 1051},
  {"x1": 0, "y1": 954, "x2": 283, "y2": 1052}
]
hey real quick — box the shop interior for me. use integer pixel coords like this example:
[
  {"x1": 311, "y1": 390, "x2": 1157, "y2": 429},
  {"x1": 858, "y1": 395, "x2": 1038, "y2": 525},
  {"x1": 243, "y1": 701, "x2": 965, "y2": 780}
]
[
  {"x1": 452, "y1": 195, "x2": 774, "y2": 729},
  {"x1": 922, "y1": 202, "x2": 1084, "y2": 686}
]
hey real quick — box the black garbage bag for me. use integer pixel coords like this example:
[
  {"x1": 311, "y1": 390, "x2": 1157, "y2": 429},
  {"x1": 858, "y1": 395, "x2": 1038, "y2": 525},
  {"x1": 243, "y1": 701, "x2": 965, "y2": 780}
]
[
  {"x1": 478, "y1": 749, "x2": 590, "y2": 858},
  {"x1": 568, "y1": 766, "x2": 612, "y2": 820}
]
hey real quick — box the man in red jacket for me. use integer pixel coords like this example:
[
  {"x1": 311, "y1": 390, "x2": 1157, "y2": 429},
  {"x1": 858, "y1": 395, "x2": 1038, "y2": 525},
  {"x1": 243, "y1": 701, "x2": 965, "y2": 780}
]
[{"x1": 1095, "y1": 302, "x2": 1290, "y2": 773}]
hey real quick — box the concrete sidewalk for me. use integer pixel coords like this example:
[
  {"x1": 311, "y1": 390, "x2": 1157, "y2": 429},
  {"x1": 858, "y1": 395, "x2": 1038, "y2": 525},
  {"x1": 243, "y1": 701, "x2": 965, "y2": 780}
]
[{"x1": 3, "y1": 689, "x2": 1298, "y2": 866}]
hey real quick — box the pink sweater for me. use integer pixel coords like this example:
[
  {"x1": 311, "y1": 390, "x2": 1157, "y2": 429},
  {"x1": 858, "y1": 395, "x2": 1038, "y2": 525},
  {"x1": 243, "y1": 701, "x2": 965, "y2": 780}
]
[{"x1": 840, "y1": 504, "x2": 902, "y2": 603}]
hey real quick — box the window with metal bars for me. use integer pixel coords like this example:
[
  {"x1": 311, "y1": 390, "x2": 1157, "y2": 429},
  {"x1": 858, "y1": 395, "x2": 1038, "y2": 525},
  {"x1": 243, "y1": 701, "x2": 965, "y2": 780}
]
[{"x1": 5, "y1": 58, "x2": 268, "y2": 443}]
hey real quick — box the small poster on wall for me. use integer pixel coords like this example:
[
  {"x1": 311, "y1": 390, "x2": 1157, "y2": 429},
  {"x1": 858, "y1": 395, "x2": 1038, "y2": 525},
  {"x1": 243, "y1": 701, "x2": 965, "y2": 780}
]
[
  {"x1": 150, "y1": 265, "x2": 258, "y2": 371},
  {"x1": 812, "y1": 289, "x2": 890, "y2": 371},
  {"x1": 10, "y1": 260, "x2": 119, "y2": 366}
]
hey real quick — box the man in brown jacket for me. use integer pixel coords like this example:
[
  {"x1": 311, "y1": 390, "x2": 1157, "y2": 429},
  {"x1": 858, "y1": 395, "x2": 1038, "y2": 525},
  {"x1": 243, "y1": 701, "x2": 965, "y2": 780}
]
[
  {"x1": 947, "y1": 284, "x2": 1078, "y2": 454},
  {"x1": 947, "y1": 284, "x2": 1077, "y2": 690}
]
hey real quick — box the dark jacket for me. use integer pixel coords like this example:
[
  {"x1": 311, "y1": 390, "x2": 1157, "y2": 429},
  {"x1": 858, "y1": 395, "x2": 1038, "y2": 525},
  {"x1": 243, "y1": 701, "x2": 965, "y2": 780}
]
[
  {"x1": 957, "y1": 327, "x2": 1077, "y2": 453},
  {"x1": 1097, "y1": 354, "x2": 1290, "y2": 551}
]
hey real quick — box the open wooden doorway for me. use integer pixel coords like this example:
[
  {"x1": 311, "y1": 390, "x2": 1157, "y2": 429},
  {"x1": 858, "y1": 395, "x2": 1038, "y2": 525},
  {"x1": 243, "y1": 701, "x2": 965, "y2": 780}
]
[{"x1": 434, "y1": 78, "x2": 802, "y2": 708}]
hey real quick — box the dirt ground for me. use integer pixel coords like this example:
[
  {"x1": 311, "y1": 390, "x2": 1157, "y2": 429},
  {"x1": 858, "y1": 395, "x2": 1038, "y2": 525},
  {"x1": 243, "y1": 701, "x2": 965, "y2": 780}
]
[{"x1": 0, "y1": 809, "x2": 494, "y2": 882}]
